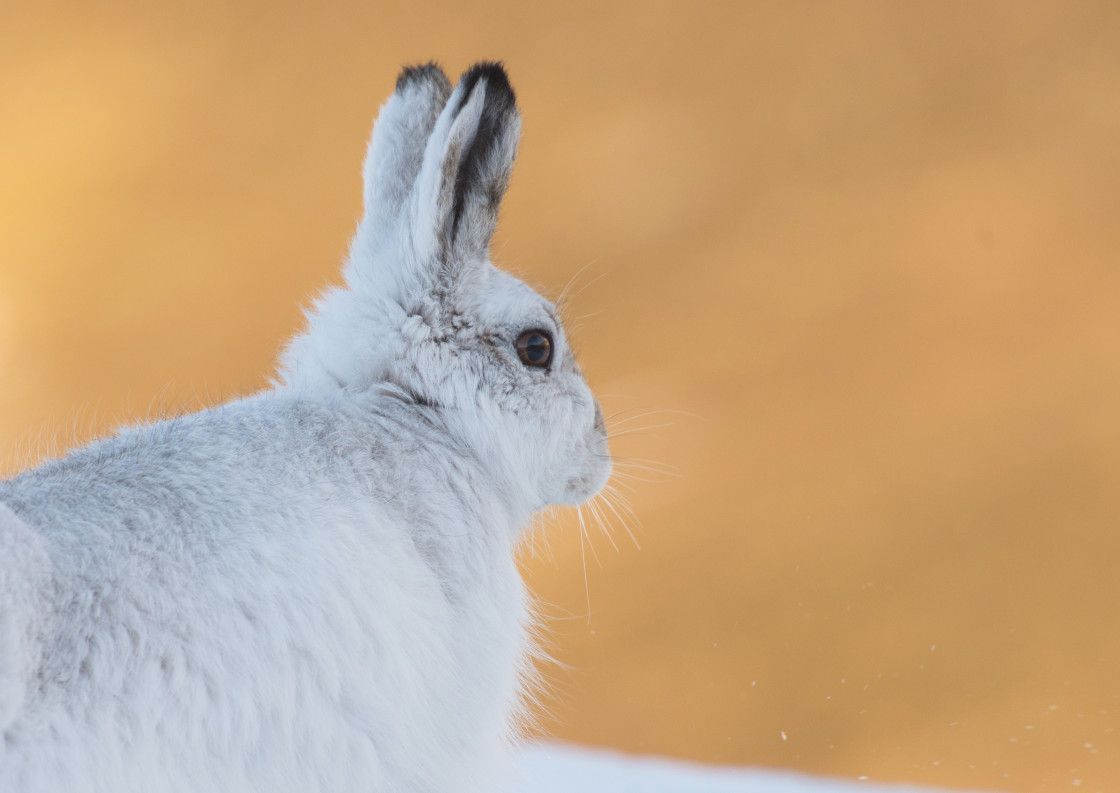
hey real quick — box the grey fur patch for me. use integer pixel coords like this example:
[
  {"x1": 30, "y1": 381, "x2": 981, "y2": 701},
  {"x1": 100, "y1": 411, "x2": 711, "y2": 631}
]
[{"x1": 395, "y1": 62, "x2": 451, "y2": 96}]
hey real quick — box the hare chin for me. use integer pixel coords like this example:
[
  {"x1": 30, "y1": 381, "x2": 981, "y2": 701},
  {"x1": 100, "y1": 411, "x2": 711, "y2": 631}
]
[
  {"x1": 562, "y1": 474, "x2": 611, "y2": 508},
  {"x1": 561, "y1": 449, "x2": 613, "y2": 506}
]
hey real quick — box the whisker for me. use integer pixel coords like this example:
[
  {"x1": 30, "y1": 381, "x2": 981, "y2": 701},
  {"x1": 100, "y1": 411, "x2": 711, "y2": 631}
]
[
  {"x1": 603, "y1": 410, "x2": 664, "y2": 430},
  {"x1": 554, "y1": 261, "x2": 597, "y2": 307},
  {"x1": 606, "y1": 485, "x2": 639, "y2": 520},
  {"x1": 555, "y1": 262, "x2": 606, "y2": 311},
  {"x1": 607, "y1": 472, "x2": 674, "y2": 485},
  {"x1": 527, "y1": 512, "x2": 540, "y2": 559},
  {"x1": 601, "y1": 405, "x2": 701, "y2": 422},
  {"x1": 565, "y1": 309, "x2": 604, "y2": 323},
  {"x1": 601, "y1": 407, "x2": 649, "y2": 424},
  {"x1": 576, "y1": 506, "x2": 592, "y2": 624},
  {"x1": 588, "y1": 497, "x2": 619, "y2": 553},
  {"x1": 608, "y1": 458, "x2": 682, "y2": 481},
  {"x1": 610, "y1": 455, "x2": 680, "y2": 471},
  {"x1": 582, "y1": 508, "x2": 603, "y2": 569},
  {"x1": 599, "y1": 487, "x2": 641, "y2": 550},
  {"x1": 603, "y1": 474, "x2": 638, "y2": 494},
  {"x1": 607, "y1": 423, "x2": 674, "y2": 440}
]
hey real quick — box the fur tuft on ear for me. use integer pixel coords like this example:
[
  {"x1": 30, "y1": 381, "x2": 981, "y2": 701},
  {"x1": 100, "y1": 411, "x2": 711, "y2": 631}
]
[{"x1": 395, "y1": 61, "x2": 449, "y2": 95}]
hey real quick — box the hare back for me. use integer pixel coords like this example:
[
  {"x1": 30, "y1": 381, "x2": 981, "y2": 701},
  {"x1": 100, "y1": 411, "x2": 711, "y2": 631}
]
[{"x1": 0, "y1": 391, "x2": 526, "y2": 793}]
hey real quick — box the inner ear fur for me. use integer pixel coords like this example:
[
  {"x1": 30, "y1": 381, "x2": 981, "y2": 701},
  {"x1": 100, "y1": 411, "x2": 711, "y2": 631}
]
[
  {"x1": 447, "y1": 63, "x2": 520, "y2": 249},
  {"x1": 424, "y1": 62, "x2": 522, "y2": 268}
]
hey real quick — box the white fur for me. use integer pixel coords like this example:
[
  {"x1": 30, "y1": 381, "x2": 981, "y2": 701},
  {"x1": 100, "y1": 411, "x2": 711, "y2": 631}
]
[{"x1": 0, "y1": 62, "x2": 610, "y2": 793}]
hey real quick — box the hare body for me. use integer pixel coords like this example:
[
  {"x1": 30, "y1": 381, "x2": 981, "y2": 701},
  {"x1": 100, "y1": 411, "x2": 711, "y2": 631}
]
[{"x1": 0, "y1": 63, "x2": 609, "y2": 792}]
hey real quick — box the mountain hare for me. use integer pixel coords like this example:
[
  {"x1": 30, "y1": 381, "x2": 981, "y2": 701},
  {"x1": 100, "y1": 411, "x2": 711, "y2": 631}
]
[{"x1": 0, "y1": 62, "x2": 610, "y2": 792}]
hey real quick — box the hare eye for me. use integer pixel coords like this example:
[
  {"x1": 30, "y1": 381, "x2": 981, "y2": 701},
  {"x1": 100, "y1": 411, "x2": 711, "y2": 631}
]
[{"x1": 515, "y1": 330, "x2": 553, "y2": 368}]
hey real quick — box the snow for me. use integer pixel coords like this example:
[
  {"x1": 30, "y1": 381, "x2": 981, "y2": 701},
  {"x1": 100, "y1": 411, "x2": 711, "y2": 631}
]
[{"x1": 511, "y1": 743, "x2": 999, "y2": 793}]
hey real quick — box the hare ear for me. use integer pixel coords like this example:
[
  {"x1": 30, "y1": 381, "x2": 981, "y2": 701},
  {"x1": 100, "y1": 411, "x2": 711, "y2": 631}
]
[
  {"x1": 411, "y1": 62, "x2": 521, "y2": 276},
  {"x1": 359, "y1": 63, "x2": 452, "y2": 241}
]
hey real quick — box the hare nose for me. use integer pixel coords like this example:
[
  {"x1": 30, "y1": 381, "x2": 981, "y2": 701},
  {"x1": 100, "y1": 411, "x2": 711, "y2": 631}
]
[{"x1": 593, "y1": 401, "x2": 606, "y2": 435}]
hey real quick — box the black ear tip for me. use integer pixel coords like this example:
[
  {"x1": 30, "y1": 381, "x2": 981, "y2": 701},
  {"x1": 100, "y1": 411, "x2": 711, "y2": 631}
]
[
  {"x1": 458, "y1": 61, "x2": 516, "y2": 109},
  {"x1": 395, "y1": 61, "x2": 452, "y2": 95}
]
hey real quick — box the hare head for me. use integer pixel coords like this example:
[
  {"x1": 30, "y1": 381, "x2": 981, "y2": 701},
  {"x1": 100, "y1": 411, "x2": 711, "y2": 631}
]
[{"x1": 281, "y1": 62, "x2": 610, "y2": 514}]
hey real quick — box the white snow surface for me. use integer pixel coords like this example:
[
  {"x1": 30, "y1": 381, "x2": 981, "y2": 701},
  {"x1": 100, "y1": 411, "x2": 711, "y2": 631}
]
[{"x1": 511, "y1": 743, "x2": 1001, "y2": 793}]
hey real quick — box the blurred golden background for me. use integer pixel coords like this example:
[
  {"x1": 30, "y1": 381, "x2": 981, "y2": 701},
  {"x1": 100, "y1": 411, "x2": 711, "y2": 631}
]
[{"x1": 2, "y1": 2, "x2": 1119, "y2": 790}]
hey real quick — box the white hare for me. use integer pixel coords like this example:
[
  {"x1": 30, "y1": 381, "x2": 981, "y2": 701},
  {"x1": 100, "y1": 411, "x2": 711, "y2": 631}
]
[{"x1": 0, "y1": 62, "x2": 610, "y2": 792}]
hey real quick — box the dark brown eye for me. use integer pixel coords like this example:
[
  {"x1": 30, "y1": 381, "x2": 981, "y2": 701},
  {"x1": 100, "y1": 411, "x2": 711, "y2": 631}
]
[{"x1": 515, "y1": 330, "x2": 553, "y2": 368}]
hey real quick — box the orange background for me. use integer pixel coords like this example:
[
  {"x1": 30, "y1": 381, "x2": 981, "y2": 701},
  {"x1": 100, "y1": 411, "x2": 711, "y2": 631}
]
[{"x1": 2, "y1": 2, "x2": 1119, "y2": 791}]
